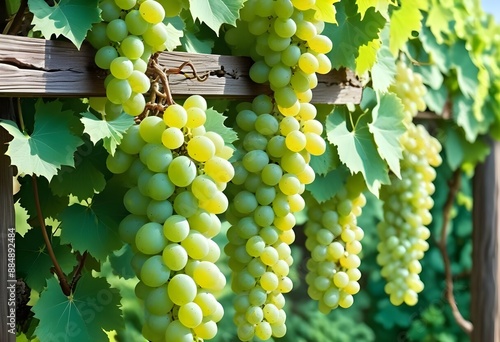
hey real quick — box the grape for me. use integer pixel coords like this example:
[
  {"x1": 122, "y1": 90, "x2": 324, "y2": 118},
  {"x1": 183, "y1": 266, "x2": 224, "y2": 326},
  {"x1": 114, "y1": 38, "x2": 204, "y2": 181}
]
[
  {"x1": 125, "y1": 10, "x2": 150, "y2": 35},
  {"x1": 389, "y1": 61, "x2": 428, "y2": 123},
  {"x1": 95, "y1": 46, "x2": 118, "y2": 70},
  {"x1": 377, "y1": 123, "x2": 442, "y2": 306},
  {"x1": 106, "y1": 19, "x2": 129, "y2": 42},
  {"x1": 139, "y1": 0, "x2": 165, "y2": 24},
  {"x1": 140, "y1": 255, "x2": 171, "y2": 287}
]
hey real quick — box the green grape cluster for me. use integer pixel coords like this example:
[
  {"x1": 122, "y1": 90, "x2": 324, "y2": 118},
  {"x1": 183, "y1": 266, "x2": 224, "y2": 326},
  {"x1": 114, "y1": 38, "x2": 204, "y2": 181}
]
[
  {"x1": 225, "y1": 0, "x2": 333, "y2": 113},
  {"x1": 304, "y1": 176, "x2": 366, "y2": 314},
  {"x1": 377, "y1": 123, "x2": 442, "y2": 306},
  {"x1": 87, "y1": 0, "x2": 172, "y2": 118},
  {"x1": 389, "y1": 61, "x2": 427, "y2": 123},
  {"x1": 223, "y1": 0, "x2": 331, "y2": 338},
  {"x1": 109, "y1": 95, "x2": 234, "y2": 342},
  {"x1": 223, "y1": 94, "x2": 325, "y2": 341}
]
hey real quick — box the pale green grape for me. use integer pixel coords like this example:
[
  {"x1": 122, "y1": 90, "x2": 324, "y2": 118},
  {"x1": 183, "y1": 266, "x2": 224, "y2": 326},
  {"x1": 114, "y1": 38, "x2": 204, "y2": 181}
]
[
  {"x1": 125, "y1": 9, "x2": 150, "y2": 35},
  {"x1": 140, "y1": 255, "x2": 171, "y2": 287},
  {"x1": 161, "y1": 127, "x2": 185, "y2": 150},
  {"x1": 123, "y1": 92, "x2": 146, "y2": 116},
  {"x1": 106, "y1": 18, "x2": 128, "y2": 42},
  {"x1": 168, "y1": 156, "x2": 197, "y2": 187},
  {"x1": 162, "y1": 243, "x2": 188, "y2": 271},
  {"x1": 140, "y1": 116, "x2": 166, "y2": 144},
  {"x1": 163, "y1": 214, "x2": 189, "y2": 242},
  {"x1": 106, "y1": 148, "x2": 135, "y2": 174},
  {"x1": 120, "y1": 35, "x2": 144, "y2": 60},
  {"x1": 139, "y1": 0, "x2": 165, "y2": 24},
  {"x1": 95, "y1": 46, "x2": 118, "y2": 69},
  {"x1": 135, "y1": 222, "x2": 167, "y2": 254},
  {"x1": 106, "y1": 78, "x2": 132, "y2": 105},
  {"x1": 168, "y1": 274, "x2": 197, "y2": 306},
  {"x1": 146, "y1": 199, "x2": 173, "y2": 223}
]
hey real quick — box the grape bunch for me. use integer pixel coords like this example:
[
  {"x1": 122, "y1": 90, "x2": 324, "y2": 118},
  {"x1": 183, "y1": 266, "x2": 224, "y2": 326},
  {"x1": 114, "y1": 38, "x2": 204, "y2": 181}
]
[
  {"x1": 109, "y1": 95, "x2": 233, "y2": 342},
  {"x1": 376, "y1": 123, "x2": 442, "y2": 306},
  {"x1": 87, "y1": 0, "x2": 173, "y2": 118},
  {"x1": 304, "y1": 176, "x2": 366, "y2": 314},
  {"x1": 389, "y1": 61, "x2": 427, "y2": 123},
  {"x1": 225, "y1": 0, "x2": 333, "y2": 113},
  {"x1": 223, "y1": 94, "x2": 324, "y2": 340}
]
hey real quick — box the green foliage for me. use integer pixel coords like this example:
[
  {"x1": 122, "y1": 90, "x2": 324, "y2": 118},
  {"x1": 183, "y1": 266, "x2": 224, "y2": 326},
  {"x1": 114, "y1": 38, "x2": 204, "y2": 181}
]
[
  {"x1": 188, "y1": 0, "x2": 245, "y2": 34},
  {"x1": 32, "y1": 274, "x2": 123, "y2": 341},
  {"x1": 81, "y1": 111, "x2": 135, "y2": 156},
  {"x1": 59, "y1": 180, "x2": 127, "y2": 261},
  {"x1": 16, "y1": 228, "x2": 77, "y2": 292},
  {"x1": 28, "y1": 0, "x2": 101, "y2": 49},
  {"x1": 204, "y1": 108, "x2": 238, "y2": 146},
  {"x1": 326, "y1": 1, "x2": 385, "y2": 70},
  {"x1": 326, "y1": 105, "x2": 391, "y2": 196},
  {"x1": 0, "y1": 99, "x2": 84, "y2": 181}
]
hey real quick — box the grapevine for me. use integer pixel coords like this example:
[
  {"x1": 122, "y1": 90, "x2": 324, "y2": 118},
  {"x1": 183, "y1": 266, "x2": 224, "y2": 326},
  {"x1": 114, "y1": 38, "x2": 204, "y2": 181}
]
[{"x1": 2, "y1": 0, "x2": 499, "y2": 341}]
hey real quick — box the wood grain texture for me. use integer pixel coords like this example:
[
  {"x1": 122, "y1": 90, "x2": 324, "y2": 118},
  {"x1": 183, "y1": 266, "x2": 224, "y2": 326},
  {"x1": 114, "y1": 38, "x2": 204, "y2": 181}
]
[
  {"x1": 0, "y1": 34, "x2": 362, "y2": 104},
  {"x1": 0, "y1": 97, "x2": 16, "y2": 341},
  {"x1": 472, "y1": 138, "x2": 500, "y2": 342}
]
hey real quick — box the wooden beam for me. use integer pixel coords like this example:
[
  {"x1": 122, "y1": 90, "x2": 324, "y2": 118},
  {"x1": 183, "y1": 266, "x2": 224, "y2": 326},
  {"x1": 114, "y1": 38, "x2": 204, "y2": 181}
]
[
  {"x1": 0, "y1": 97, "x2": 16, "y2": 342},
  {"x1": 0, "y1": 34, "x2": 362, "y2": 104},
  {"x1": 471, "y1": 137, "x2": 500, "y2": 342}
]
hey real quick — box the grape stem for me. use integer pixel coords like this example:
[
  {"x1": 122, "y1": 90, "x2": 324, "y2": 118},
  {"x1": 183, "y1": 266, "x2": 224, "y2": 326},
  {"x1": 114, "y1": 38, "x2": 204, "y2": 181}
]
[
  {"x1": 32, "y1": 175, "x2": 72, "y2": 296},
  {"x1": 436, "y1": 169, "x2": 473, "y2": 335}
]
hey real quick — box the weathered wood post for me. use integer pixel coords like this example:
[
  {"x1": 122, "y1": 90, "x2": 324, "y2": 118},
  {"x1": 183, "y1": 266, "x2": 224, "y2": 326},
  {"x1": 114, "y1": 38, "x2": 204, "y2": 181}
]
[
  {"x1": 471, "y1": 137, "x2": 500, "y2": 342},
  {"x1": 0, "y1": 97, "x2": 16, "y2": 341}
]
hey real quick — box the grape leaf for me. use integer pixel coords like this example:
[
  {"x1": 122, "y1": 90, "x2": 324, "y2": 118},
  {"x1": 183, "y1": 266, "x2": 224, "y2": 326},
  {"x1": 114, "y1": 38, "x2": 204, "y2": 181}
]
[
  {"x1": 452, "y1": 93, "x2": 489, "y2": 143},
  {"x1": 306, "y1": 166, "x2": 349, "y2": 203},
  {"x1": 326, "y1": 107, "x2": 389, "y2": 196},
  {"x1": 419, "y1": 26, "x2": 451, "y2": 74},
  {"x1": 314, "y1": 0, "x2": 340, "y2": 24},
  {"x1": 108, "y1": 245, "x2": 135, "y2": 279},
  {"x1": 182, "y1": 32, "x2": 215, "y2": 54},
  {"x1": 369, "y1": 92, "x2": 406, "y2": 178},
  {"x1": 371, "y1": 44, "x2": 396, "y2": 92},
  {"x1": 0, "y1": 99, "x2": 84, "y2": 181},
  {"x1": 50, "y1": 158, "x2": 106, "y2": 201},
  {"x1": 327, "y1": 2, "x2": 385, "y2": 69},
  {"x1": 204, "y1": 108, "x2": 238, "y2": 146},
  {"x1": 309, "y1": 142, "x2": 340, "y2": 176},
  {"x1": 164, "y1": 16, "x2": 185, "y2": 51},
  {"x1": 80, "y1": 111, "x2": 134, "y2": 156},
  {"x1": 355, "y1": 38, "x2": 381, "y2": 75},
  {"x1": 425, "y1": 0, "x2": 452, "y2": 44},
  {"x1": 28, "y1": 0, "x2": 101, "y2": 49},
  {"x1": 389, "y1": 0, "x2": 425, "y2": 55},
  {"x1": 189, "y1": 0, "x2": 245, "y2": 35},
  {"x1": 16, "y1": 175, "x2": 69, "y2": 222},
  {"x1": 59, "y1": 180, "x2": 127, "y2": 261},
  {"x1": 15, "y1": 200, "x2": 31, "y2": 237},
  {"x1": 16, "y1": 229, "x2": 77, "y2": 292},
  {"x1": 450, "y1": 40, "x2": 479, "y2": 99},
  {"x1": 355, "y1": 0, "x2": 394, "y2": 19},
  {"x1": 32, "y1": 274, "x2": 123, "y2": 342}
]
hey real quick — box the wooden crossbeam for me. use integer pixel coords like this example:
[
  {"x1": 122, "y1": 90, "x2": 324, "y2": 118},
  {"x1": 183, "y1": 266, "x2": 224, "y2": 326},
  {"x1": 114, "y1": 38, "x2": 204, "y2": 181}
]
[{"x1": 0, "y1": 34, "x2": 362, "y2": 104}]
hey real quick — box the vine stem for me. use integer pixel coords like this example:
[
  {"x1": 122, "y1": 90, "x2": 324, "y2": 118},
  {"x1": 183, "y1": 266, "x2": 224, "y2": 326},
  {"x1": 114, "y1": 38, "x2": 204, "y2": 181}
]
[
  {"x1": 70, "y1": 251, "x2": 88, "y2": 292},
  {"x1": 31, "y1": 175, "x2": 71, "y2": 296},
  {"x1": 436, "y1": 169, "x2": 473, "y2": 335}
]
